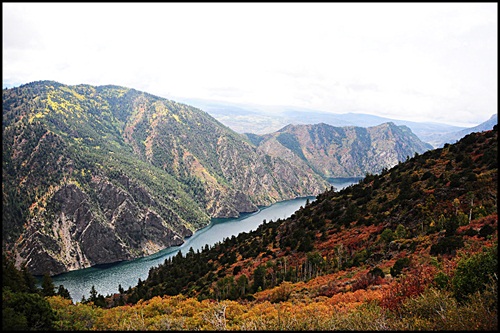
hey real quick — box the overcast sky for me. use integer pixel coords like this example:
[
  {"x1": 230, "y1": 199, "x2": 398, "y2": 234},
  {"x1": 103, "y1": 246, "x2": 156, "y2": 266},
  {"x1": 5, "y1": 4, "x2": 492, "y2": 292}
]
[{"x1": 2, "y1": 3, "x2": 497, "y2": 127}]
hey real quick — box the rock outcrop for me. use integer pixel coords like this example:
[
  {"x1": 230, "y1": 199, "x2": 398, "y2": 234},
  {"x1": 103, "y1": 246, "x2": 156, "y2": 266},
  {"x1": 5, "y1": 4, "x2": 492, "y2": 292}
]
[{"x1": 15, "y1": 179, "x2": 189, "y2": 276}]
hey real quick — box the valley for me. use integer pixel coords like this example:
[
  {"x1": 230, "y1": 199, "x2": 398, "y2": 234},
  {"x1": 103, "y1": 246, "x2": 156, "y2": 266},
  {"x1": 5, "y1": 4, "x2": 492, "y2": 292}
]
[
  {"x1": 2, "y1": 81, "x2": 497, "y2": 330},
  {"x1": 3, "y1": 124, "x2": 496, "y2": 330},
  {"x1": 3, "y1": 81, "x2": 430, "y2": 276}
]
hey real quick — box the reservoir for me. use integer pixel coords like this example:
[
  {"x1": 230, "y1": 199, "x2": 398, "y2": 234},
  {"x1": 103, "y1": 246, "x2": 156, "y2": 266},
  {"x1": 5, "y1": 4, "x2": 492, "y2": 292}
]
[
  {"x1": 48, "y1": 178, "x2": 360, "y2": 302},
  {"x1": 50, "y1": 196, "x2": 315, "y2": 302}
]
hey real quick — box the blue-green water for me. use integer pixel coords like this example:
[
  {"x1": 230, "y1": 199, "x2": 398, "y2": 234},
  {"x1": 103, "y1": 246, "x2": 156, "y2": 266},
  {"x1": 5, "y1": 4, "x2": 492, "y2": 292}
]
[
  {"x1": 46, "y1": 178, "x2": 359, "y2": 303},
  {"x1": 49, "y1": 196, "x2": 315, "y2": 302}
]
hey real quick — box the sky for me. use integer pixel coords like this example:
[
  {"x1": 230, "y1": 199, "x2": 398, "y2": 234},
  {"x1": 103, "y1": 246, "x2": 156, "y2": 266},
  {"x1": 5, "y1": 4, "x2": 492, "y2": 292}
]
[{"x1": 2, "y1": 3, "x2": 497, "y2": 127}]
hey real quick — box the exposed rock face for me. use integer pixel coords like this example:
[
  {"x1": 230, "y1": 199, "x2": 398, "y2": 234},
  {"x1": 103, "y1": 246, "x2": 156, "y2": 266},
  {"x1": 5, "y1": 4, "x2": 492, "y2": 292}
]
[
  {"x1": 15, "y1": 180, "x2": 189, "y2": 276},
  {"x1": 199, "y1": 133, "x2": 329, "y2": 216},
  {"x1": 253, "y1": 122, "x2": 433, "y2": 178}
]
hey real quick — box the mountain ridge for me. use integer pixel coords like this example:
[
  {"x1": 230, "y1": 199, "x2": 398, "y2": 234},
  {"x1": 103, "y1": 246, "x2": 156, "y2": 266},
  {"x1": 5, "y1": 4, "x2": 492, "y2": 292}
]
[
  {"x1": 179, "y1": 97, "x2": 496, "y2": 148},
  {"x1": 249, "y1": 121, "x2": 433, "y2": 178}
]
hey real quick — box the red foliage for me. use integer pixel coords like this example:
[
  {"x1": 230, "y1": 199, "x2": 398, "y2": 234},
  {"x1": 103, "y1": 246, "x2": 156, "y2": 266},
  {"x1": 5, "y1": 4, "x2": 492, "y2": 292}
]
[
  {"x1": 380, "y1": 263, "x2": 437, "y2": 311},
  {"x1": 351, "y1": 272, "x2": 384, "y2": 292}
]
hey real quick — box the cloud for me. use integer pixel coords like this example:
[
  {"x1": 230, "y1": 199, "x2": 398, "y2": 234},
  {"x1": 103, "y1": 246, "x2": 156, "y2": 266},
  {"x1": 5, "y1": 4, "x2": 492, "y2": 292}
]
[{"x1": 2, "y1": 3, "x2": 497, "y2": 127}]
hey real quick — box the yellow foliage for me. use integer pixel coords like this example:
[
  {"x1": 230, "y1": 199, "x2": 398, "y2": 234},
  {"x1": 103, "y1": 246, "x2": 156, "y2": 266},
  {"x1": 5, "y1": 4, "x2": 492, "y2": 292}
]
[
  {"x1": 172, "y1": 113, "x2": 181, "y2": 123},
  {"x1": 45, "y1": 279, "x2": 497, "y2": 331}
]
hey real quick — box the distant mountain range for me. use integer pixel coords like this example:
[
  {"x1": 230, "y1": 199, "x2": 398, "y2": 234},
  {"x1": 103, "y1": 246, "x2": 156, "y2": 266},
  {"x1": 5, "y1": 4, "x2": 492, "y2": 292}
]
[
  {"x1": 246, "y1": 122, "x2": 433, "y2": 178},
  {"x1": 423, "y1": 113, "x2": 498, "y2": 148},
  {"x1": 1, "y1": 81, "x2": 444, "y2": 276},
  {"x1": 179, "y1": 98, "x2": 497, "y2": 148}
]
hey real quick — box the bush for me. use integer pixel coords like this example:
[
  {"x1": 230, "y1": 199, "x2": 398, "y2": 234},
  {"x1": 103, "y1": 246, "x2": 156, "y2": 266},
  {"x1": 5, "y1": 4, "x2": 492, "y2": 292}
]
[
  {"x1": 380, "y1": 228, "x2": 394, "y2": 244},
  {"x1": 396, "y1": 277, "x2": 497, "y2": 330},
  {"x1": 429, "y1": 236, "x2": 464, "y2": 255},
  {"x1": 381, "y1": 265, "x2": 436, "y2": 311},
  {"x1": 369, "y1": 267, "x2": 385, "y2": 279},
  {"x1": 433, "y1": 271, "x2": 450, "y2": 290},
  {"x1": 452, "y1": 245, "x2": 498, "y2": 303},
  {"x1": 269, "y1": 281, "x2": 293, "y2": 303},
  {"x1": 391, "y1": 257, "x2": 410, "y2": 277},
  {"x1": 478, "y1": 224, "x2": 495, "y2": 238}
]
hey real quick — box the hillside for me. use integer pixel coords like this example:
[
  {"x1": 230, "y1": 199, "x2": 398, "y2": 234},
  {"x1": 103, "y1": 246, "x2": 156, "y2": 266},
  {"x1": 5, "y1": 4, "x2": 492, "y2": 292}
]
[
  {"x1": 2, "y1": 81, "x2": 329, "y2": 275},
  {"x1": 248, "y1": 122, "x2": 433, "y2": 178},
  {"x1": 119, "y1": 126, "x2": 497, "y2": 305},
  {"x1": 2, "y1": 127, "x2": 497, "y2": 330}
]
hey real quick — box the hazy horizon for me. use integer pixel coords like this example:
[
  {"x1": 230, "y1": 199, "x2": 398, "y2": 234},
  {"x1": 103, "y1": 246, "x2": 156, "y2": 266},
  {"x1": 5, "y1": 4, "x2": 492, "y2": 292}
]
[{"x1": 3, "y1": 3, "x2": 497, "y2": 127}]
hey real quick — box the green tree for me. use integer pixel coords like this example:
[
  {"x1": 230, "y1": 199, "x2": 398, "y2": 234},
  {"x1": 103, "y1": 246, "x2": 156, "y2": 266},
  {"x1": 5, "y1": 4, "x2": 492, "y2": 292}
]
[
  {"x1": 444, "y1": 215, "x2": 459, "y2": 237},
  {"x1": 252, "y1": 265, "x2": 266, "y2": 293},
  {"x1": 2, "y1": 290, "x2": 56, "y2": 330},
  {"x1": 118, "y1": 284, "x2": 125, "y2": 294},
  {"x1": 89, "y1": 285, "x2": 98, "y2": 303},
  {"x1": 21, "y1": 265, "x2": 38, "y2": 293},
  {"x1": 395, "y1": 224, "x2": 407, "y2": 239},
  {"x1": 41, "y1": 274, "x2": 55, "y2": 297},
  {"x1": 2, "y1": 255, "x2": 27, "y2": 292},
  {"x1": 380, "y1": 228, "x2": 394, "y2": 244},
  {"x1": 86, "y1": 285, "x2": 106, "y2": 307},
  {"x1": 390, "y1": 257, "x2": 410, "y2": 277},
  {"x1": 56, "y1": 284, "x2": 71, "y2": 300},
  {"x1": 236, "y1": 274, "x2": 249, "y2": 297}
]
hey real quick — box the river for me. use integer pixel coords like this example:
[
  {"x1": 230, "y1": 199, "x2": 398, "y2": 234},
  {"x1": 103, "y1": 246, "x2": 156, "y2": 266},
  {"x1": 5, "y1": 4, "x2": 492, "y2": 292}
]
[
  {"x1": 48, "y1": 196, "x2": 312, "y2": 302},
  {"x1": 47, "y1": 178, "x2": 360, "y2": 302}
]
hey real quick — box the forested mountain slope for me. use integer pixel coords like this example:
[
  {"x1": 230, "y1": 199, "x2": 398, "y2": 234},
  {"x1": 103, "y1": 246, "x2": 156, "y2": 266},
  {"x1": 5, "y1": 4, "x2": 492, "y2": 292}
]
[{"x1": 2, "y1": 81, "x2": 328, "y2": 275}]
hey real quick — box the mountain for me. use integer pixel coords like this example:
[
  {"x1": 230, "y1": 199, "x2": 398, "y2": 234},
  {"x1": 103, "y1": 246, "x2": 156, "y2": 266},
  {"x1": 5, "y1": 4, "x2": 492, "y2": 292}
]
[
  {"x1": 2, "y1": 81, "x2": 329, "y2": 275},
  {"x1": 1, "y1": 80, "x2": 483, "y2": 278},
  {"x1": 264, "y1": 109, "x2": 470, "y2": 148},
  {"x1": 111, "y1": 126, "x2": 497, "y2": 329},
  {"x1": 423, "y1": 113, "x2": 498, "y2": 148},
  {"x1": 248, "y1": 122, "x2": 433, "y2": 178},
  {"x1": 178, "y1": 98, "x2": 470, "y2": 147}
]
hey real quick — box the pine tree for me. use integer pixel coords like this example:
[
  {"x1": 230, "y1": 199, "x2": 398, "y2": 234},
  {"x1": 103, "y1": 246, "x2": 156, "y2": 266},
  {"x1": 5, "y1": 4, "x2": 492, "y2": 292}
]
[{"x1": 56, "y1": 284, "x2": 71, "y2": 300}]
